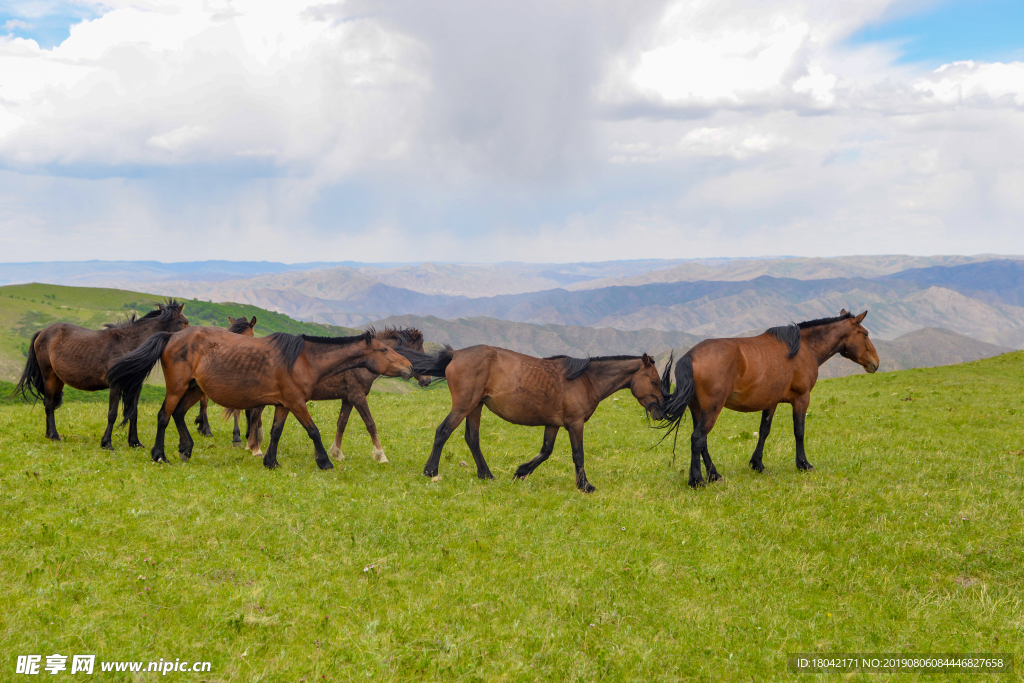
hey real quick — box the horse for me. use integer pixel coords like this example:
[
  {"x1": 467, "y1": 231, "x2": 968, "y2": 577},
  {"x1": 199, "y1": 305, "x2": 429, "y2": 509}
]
[
  {"x1": 404, "y1": 345, "x2": 669, "y2": 492},
  {"x1": 242, "y1": 326, "x2": 432, "y2": 462},
  {"x1": 107, "y1": 328, "x2": 413, "y2": 470},
  {"x1": 660, "y1": 310, "x2": 880, "y2": 488},
  {"x1": 14, "y1": 300, "x2": 189, "y2": 449},
  {"x1": 190, "y1": 316, "x2": 258, "y2": 443}
]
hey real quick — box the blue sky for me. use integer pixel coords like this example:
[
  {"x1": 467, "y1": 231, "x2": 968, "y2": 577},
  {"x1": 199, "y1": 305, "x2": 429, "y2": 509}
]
[
  {"x1": 0, "y1": 1, "x2": 100, "y2": 49},
  {"x1": 850, "y1": 0, "x2": 1024, "y2": 65}
]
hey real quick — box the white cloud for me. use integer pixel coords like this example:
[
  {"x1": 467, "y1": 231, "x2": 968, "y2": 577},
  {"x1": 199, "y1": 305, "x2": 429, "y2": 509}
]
[{"x1": 0, "y1": 0, "x2": 1023, "y2": 263}]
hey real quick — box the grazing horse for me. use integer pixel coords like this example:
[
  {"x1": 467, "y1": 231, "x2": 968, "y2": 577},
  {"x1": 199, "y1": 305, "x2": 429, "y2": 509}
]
[
  {"x1": 107, "y1": 328, "x2": 413, "y2": 470},
  {"x1": 406, "y1": 345, "x2": 668, "y2": 492},
  {"x1": 191, "y1": 316, "x2": 258, "y2": 442},
  {"x1": 661, "y1": 310, "x2": 880, "y2": 488},
  {"x1": 243, "y1": 326, "x2": 431, "y2": 462},
  {"x1": 14, "y1": 300, "x2": 189, "y2": 448}
]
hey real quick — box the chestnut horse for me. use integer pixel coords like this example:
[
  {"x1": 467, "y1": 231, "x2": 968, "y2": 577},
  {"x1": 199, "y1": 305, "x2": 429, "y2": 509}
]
[
  {"x1": 14, "y1": 300, "x2": 189, "y2": 449},
  {"x1": 406, "y1": 345, "x2": 668, "y2": 492},
  {"x1": 243, "y1": 326, "x2": 431, "y2": 462},
  {"x1": 661, "y1": 310, "x2": 880, "y2": 488},
  {"x1": 107, "y1": 328, "x2": 413, "y2": 470},
  {"x1": 191, "y1": 316, "x2": 258, "y2": 442}
]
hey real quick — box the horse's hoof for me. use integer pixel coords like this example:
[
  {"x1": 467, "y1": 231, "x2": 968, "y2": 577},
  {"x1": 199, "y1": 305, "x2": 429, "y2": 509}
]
[
  {"x1": 317, "y1": 459, "x2": 334, "y2": 471},
  {"x1": 578, "y1": 483, "x2": 596, "y2": 494},
  {"x1": 48, "y1": 435, "x2": 61, "y2": 442},
  {"x1": 231, "y1": 440, "x2": 242, "y2": 448},
  {"x1": 179, "y1": 452, "x2": 191, "y2": 462},
  {"x1": 423, "y1": 468, "x2": 438, "y2": 478},
  {"x1": 689, "y1": 478, "x2": 705, "y2": 489},
  {"x1": 707, "y1": 471, "x2": 722, "y2": 482},
  {"x1": 329, "y1": 445, "x2": 345, "y2": 460},
  {"x1": 128, "y1": 441, "x2": 144, "y2": 449},
  {"x1": 251, "y1": 450, "x2": 263, "y2": 458},
  {"x1": 478, "y1": 471, "x2": 494, "y2": 480},
  {"x1": 372, "y1": 448, "x2": 388, "y2": 464},
  {"x1": 101, "y1": 442, "x2": 113, "y2": 452},
  {"x1": 749, "y1": 461, "x2": 764, "y2": 473},
  {"x1": 513, "y1": 468, "x2": 531, "y2": 480}
]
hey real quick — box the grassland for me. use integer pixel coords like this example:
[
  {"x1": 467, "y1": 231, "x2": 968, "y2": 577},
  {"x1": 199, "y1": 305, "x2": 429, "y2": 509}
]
[
  {"x1": 0, "y1": 283, "x2": 360, "y2": 382},
  {"x1": 0, "y1": 353, "x2": 1022, "y2": 681}
]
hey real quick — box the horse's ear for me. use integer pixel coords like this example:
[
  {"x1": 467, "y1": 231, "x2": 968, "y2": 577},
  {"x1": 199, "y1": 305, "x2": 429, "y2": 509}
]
[
  {"x1": 642, "y1": 353, "x2": 654, "y2": 367},
  {"x1": 228, "y1": 316, "x2": 237, "y2": 325},
  {"x1": 840, "y1": 308, "x2": 849, "y2": 316},
  {"x1": 855, "y1": 310, "x2": 868, "y2": 324},
  {"x1": 249, "y1": 316, "x2": 257, "y2": 328},
  {"x1": 177, "y1": 302, "x2": 186, "y2": 313}
]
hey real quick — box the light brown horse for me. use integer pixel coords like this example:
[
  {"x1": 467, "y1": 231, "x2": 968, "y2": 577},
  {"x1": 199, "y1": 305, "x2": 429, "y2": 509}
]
[
  {"x1": 407, "y1": 345, "x2": 668, "y2": 492},
  {"x1": 661, "y1": 310, "x2": 880, "y2": 488},
  {"x1": 191, "y1": 316, "x2": 258, "y2": 442},
  {"x1": 15, "y1": 300, "x2": 189, "y2": 449},
  {"x1": 243, "y1": 327, "x2": 431, "y2": 461},
  {"x1": 107, "y1": 328, "x2": 413, "y2": 470}
]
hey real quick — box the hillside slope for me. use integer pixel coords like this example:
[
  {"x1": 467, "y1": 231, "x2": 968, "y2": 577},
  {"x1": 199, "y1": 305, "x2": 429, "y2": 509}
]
[{"x1": 0, "y1": 283, "x2": 360, "y2": 382}]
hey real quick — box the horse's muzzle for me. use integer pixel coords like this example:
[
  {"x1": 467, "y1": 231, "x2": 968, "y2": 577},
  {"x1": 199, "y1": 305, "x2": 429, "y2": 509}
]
[
  {"x1": 401, "y1": 368, "x2": 414, "y2": 380},
  {"x1": 417, "y1": 376, "x2": 432, "y2": 388},
  {"x1": 647, "y1": 402, "x2": 664, "y2": 421}
]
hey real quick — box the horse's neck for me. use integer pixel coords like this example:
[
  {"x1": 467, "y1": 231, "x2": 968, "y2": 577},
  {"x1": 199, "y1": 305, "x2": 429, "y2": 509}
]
[
  {"x1": 802, "y1": 326, "x2": 846, "y2": 366},
  {"x1": 583, "y1": 360, "x2": 639, "y2": 401},
  {"x1": 114, "y1": 318, "x2": 167, "y2": 345},
  {"x1": 307, "y1": 341, "x2": 364, "y2": 380}
]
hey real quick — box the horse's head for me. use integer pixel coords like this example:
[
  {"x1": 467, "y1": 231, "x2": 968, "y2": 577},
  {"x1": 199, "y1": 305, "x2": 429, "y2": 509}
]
[
  {"x1": 362, "y1": 336, "x2": 415, "y2": 380},
  {"x1": 628, "y1": 353, "x2": 665, "y2": 421},
  {"x1": 227, "y1": 316, "x2": 257, "y2": 337},
  {"x1": 161, "y1": 300, "x2": 189, "y2": 331},
  {"x1": 377, "y1": 327, "x2": 432, "y2": 386},
  {"x1": 836, "y1": 309, "x2": 879, "y2": 373}
]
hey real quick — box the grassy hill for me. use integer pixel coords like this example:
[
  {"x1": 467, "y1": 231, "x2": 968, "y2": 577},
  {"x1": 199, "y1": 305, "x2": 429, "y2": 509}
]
[
  {"x1": 0, "y1": 352, "x2": 1020, "y2": 679},
  {"x1": 0, "y1": 283, "x2": 361, "y2": 382}
]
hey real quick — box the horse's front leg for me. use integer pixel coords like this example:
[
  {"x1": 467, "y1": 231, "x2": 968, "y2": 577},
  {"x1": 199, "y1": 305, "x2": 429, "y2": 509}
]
[
  {"x1": 231, "y1": 411, "x2": 242, "y2": 447},
  {"x1": 127, "y1": 392, "x2": 144, "y2": 448},
  {"x1": 463, "y1": 403, "x2": 493, "y2": 480},
  {"x1": 567, "y1": 422, "x2": 595, "y2": 493},
  {"x1": 749, "y1": 406, "x2": 777, "y2": 473},
  {"x1": 792, "y1": 395, "x2": 814, "y2": 471},
  {"x1": 514, "y1": 425, "x2": 559, "y2": 479},
  {"x1": 43, "y1": 375, "x2": 64, "y2": 442},
  {"x1": 151, "y1": 398, "x2": 173, "y2": 463}
]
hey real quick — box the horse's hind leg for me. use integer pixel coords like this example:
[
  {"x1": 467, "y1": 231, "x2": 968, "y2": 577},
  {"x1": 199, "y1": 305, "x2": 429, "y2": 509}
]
[
  {"x1": 231, "y1": 412, "x2": 241, "y2": 447},
  {"x1": 329, "y1": 400, "x2": 354, "y2": 460},
  {"x1": 463, "y1": 403, "x2": 493, "y2": 480},
  {"x1": 43, "y1": 375, "x2": 64, "y2": 442},
  {"x1": 262, "y1": 406, "x2": 289, "y2": 469},
  {"x1": 424, "y1": 409, "x2": 469, "y2": 478},
  {"x1": 689, "y1": 406, "x2": 723, "y2": 488},
  {"x1": 246, "y1": 407, "x2": 265, "y2": 457},
  {"x1": 514, "y1": 425, "x2": 559, "y2": 479},
  {"x1": 792, "y1": 396, "x2": 814, "y2": 471},
  {"x1": 152, "y1": 399, "x2": 173, "y2": 463},
  {"x1": 749, "y1": 406, "x2": 777, "y2": 473},
  {"x1": 353, "y1": 395, "x2": 388, "y2": 463},
  {"x1": 101, "y1": 386, "x2": 120, "y2": 450},
  {"x1": 194, "y1": 395, "x2": 213, "y2": 437},
  {"x1": 127, "y1": 392, "x2": 144, "y2": 448},
  {"x1": 171, "y1": 383, "x2": 205, "y2": 461}
]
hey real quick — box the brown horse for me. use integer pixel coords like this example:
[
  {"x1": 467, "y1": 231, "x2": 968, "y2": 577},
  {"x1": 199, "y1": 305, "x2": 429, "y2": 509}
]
[
  {"x1": 107, "y1": 328, "x2": 413, "y2": 470},
  {"x1": 14, "y1": 300, "x2": 189, "y2": 449},
  {"x1": 243, "y1": 327, "x2": 432, "y2": 461},
  {"x1": 661, "y1": 310, "x2": 880, "y2": 488},
  {"x1": 191, "y1": 316, "x2": 258, "y2": 442},
  {"x1": 406, "y1": 345, "x2": 668, "y2": 492}
]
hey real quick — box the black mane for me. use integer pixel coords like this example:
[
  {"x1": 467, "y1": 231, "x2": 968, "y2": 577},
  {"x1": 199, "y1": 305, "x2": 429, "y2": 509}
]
[
  {"x1": 545, "y1": 354, "x2": 643, "y2": 380},
  {"x1": 104, "y1": 299, "x2": 183, "y2": 329},
  {"x1": 269, "y1": 330, "x2": 374, "y2": 371},
  {"x1": 765, "y1": 312, "x2": 856, "y2": 359},
  {"x1": 366, "y1": 326, "x2": 423, "y2": 349},
  {"x1": 766, "y1": 324, "x2": 800, "y2": 359},
  {"x1": 797, "y1": 311, "x2": 855, "y2": 329}
]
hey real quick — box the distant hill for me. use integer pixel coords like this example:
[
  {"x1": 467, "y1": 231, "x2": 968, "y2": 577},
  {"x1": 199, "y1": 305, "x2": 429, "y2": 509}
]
[
  {"x1": 0, "y1": 283, "x2": 360, "y2": 382},
  {"x1": 368, "y1": 315, "x2": 703, "y2": 358},
  {"x1": 884, "y1": 259, "x2": 1024, "y2": 307}
]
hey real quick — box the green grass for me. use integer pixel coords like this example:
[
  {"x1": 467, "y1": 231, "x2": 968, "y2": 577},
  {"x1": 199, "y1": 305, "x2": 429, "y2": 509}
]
[
  {"x1": 1, "y1": 355, "x2": 1023, "y2": 681},
  {"x1": 0, "y1": 283, "x2": 361, "y2": 382}
]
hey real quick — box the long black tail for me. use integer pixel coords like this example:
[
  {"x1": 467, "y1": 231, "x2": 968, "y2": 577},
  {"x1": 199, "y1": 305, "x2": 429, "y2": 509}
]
[
  {"x1": 656, "y1": 355, "x2": 695, "y2": 459},
  {"x1": 107, "y1": 331, "x2": 173, "y2": 424},
  {"x1": 14, "y1": 332, "x2": 45, "y2": 402},
  {"x1": 396, "y1": 345, "x2": 455, "y2": 380}
]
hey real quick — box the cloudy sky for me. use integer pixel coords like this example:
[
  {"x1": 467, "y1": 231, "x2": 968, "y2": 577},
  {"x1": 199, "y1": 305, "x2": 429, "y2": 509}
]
[{"x1": 0, "y1": 0, "x2": 1022, "y2": 263}]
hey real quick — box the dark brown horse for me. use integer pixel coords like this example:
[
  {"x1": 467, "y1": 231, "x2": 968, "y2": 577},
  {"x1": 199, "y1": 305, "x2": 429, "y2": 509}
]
[
  {"x1": 191, "y1": 316, "x2": 257, "y2": 442},
  {"x1": 107, "y1": 328, "x2": 413, "y2": 470},
  {"x1": 406, "y1": 345, "x2": 668, "y2": 492},
  {"x1": 14, "y1": 300, "x2": 189, "y2": 448},
  {"x1": 243, "y1": 327, "x2": 431, "y2": 462},
  {"x1": 661, "y1": 310, "x2": 880, "y2": 488}
]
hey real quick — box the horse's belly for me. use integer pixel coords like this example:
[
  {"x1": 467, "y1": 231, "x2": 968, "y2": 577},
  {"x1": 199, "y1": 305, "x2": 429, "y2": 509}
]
[{"x1": 482, "y1": 396, "x2": 553, "y2": 427}]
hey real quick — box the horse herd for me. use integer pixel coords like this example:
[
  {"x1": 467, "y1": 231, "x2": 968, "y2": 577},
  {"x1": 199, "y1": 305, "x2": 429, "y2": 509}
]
[{"x1": 14, "y1": 300, "x2": 880, "y2": 491}]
